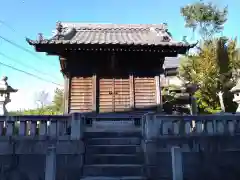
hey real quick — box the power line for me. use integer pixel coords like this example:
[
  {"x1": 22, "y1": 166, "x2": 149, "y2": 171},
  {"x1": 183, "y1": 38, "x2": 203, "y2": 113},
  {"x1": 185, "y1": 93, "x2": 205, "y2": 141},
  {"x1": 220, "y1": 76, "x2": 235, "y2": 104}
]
[
  {"x1": 0, "y1": 20, "x2": 61, "y2": 81},
  {"x1": 0, "y1": 52, "x2": 61, "y2": 81},
  {"x1": 0, "y1": 60, "x2": 63, "y2": 87},
  {"x1": 0, "y1": 35, "x2": 58, "y2": 67},
  {"x1": 0, "y1": 20, "x2": 63, "y2": 86},
  {"x1": 0, "y1": 35, "x2": 45, "y2": 60},
  {"x1": 0, "y1": 20, "x2": 57, "y2": 67},
  {"x1": 0, "y1": 20, "x2": 17, "y2": 33}
]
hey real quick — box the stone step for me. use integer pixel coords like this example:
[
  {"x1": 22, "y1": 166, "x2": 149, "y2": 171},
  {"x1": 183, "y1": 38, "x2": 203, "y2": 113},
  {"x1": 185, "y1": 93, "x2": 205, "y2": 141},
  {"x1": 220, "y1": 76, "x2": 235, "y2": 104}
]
[
  {"x1": 83, "y1": 164, "x2": 144, "y2": 177},
  {"x1": 85, "y1": 131, "x2": 141, "y2": 138},
  {"x1": 86, "y1": 145, "x2": 141, "y2": 154},
  {"x1": 85, "y1": 154, "x2": 143, "y2": 164},
  {"x1": 86, "y1": 137, "x2": 141, "y2": 145},
  {"x1": 80, "y1": 176, "x2": 147, "y2": 180}
]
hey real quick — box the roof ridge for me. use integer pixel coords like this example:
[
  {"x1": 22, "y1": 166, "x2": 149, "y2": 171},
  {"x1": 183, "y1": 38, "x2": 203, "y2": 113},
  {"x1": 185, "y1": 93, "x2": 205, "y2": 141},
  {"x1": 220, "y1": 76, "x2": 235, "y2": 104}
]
[{"x1": 61, "y1": 22, "x2": 167, "y2": 30}]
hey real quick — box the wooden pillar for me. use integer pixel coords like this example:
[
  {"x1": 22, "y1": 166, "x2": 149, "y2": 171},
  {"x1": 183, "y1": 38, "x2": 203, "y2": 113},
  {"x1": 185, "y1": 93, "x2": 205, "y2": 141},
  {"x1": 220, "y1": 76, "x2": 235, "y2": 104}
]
[
  {"x1": 129, "y1": 75, "x2": 135, "y2": 109},
  {"x1": 96, "y1": 75, "x2": 100, "y2": 113},
  {"x1": 63, "y1": 75, "x2": 70, "y2": 114},
  {"x1": 155, "y1": 75, "x2": 162, "y2": 111},
  {"x1": 92, "y1": 74, "x2": 97, "y2": 112}
]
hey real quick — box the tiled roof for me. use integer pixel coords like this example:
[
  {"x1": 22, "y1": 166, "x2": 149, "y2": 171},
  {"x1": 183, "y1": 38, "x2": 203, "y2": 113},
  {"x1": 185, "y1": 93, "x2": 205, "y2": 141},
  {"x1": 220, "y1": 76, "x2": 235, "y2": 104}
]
[{"x1": 27, "y1": 22, "x2": 194, "y2": 48}]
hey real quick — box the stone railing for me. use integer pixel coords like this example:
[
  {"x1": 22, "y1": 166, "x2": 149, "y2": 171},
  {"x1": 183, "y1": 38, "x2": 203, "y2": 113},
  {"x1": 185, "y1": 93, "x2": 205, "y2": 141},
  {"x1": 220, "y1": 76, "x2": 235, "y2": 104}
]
[
  {"x1": 0, "y1": 114, "x2": 86, "y2": 180},
  {"x1": 0, "y1": 115, "x2": 69, "y2": 137},
  {"x1": 0, "y1": 112, "x2": 143, "y2": 139},
  {"x1": 142, "y1": 113, "x2": 240, "y2": 140},
  {"x1": 2, "y1": 113, "x2": 240, "y2": 139},
  {"x1": 142, "y1": 113, "x2": 240, "y2": 180},
  {"x1": 0, "y1": 113, "x2": 88, "y2": 140}
]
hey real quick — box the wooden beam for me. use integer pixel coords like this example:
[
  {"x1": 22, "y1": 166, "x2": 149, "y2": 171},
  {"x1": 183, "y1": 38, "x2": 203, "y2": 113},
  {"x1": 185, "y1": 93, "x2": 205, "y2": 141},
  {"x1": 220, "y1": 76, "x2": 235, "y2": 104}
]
[
  {"x1": 92, "y1": 74, "x2": 97, "y2": 112},
  {"x1": 155, "y1": 75, "x2": 161, "y2": 111},
  {"x1": 59, "y1": 56, "x2": 67, "y2": 73},
  {"x1": 110, "y1": 52, "x2": 118, "y2": 73},
  {"x1": 63, "y1": 75, "x2": 70, "y2": 114},
  {"x1": 96, "y1": 75, "x2": 100, "y2": 113},
  {"x1": 129, "y1": 75, "x2": 135, "y2": 109}
]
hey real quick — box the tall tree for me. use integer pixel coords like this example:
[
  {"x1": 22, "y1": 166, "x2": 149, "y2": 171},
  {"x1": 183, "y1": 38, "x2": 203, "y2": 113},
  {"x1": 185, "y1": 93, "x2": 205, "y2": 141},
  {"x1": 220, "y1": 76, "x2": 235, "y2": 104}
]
[
  {"x1": 52, "y1": 88, "x2": 64, "y2": 113},
  {"x1": 179, "y1": 38, "x2": 239, "y2": 113},
  {"x1": 216, "y1": 37, "x2": 235, "y2": 112},
  {"x1": 180, "y1": 1, "x2": 228, "y2": 40},
  {"x1": 178, "y1": 1, "x2": 240, "y2": 113}
]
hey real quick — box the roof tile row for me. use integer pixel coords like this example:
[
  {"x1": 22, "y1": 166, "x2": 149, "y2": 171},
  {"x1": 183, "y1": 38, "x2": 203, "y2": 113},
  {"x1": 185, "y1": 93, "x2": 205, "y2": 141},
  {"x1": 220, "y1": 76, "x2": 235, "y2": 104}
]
[{"x1": 27, "y1": 22, "x2": 192, "y2": 47}]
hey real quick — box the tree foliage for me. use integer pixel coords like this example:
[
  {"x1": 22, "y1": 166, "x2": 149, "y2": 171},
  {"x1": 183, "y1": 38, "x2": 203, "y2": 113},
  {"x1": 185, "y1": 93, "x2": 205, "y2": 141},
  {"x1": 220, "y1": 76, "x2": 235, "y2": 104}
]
[
  {"x1": 179, "y1": 1, "x2": 240, "y2": 113},
  {"x1": 180, "y1": 1, "x2": 228, "y2": 39},
  {"x1": 179, "y1": 38, "x2": 239, "y2": 113},
  {"x1": 51, "y1": 88, "x2": 64, "y2": 113}
]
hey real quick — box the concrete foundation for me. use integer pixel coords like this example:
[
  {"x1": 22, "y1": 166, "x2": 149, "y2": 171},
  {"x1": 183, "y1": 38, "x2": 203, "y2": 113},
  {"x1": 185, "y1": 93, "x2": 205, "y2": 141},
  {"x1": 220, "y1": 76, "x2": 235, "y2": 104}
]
[{"x1": 0, "y1": 139, "x2": 84, "y2": 180}]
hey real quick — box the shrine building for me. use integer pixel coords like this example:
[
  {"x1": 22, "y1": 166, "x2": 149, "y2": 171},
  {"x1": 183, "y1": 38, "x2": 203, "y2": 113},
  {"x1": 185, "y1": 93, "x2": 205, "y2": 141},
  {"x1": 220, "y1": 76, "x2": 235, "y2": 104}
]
[{"x1": 27, "y1": 22, "x2": 195, "y2": 114}]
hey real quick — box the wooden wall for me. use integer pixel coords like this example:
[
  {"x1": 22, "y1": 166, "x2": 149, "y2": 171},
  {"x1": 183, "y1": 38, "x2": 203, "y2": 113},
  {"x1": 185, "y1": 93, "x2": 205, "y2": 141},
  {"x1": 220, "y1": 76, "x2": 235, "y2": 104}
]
[
  {"x1": 69, "y1": 76, "x2": 96, "y2": 113},
  {"x1": 64, "y1": 51, "x2": 165, "y2": 113},
  {"x1": 134, "y1": 77, "x2": 156, "y2": 108},
  {"x1": 67, "y1": 75, "x2": 161, "y2": 113}
]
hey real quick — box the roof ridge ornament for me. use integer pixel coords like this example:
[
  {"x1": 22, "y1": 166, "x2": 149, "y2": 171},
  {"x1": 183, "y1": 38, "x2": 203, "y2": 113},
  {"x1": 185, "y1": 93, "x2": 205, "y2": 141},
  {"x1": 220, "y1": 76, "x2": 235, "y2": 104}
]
[
  {"x1": 56, "y1": 21, "x2": 63, "y2": 40},
  {"x1": 38, "y1": 33, "x2": 44, "y2": 42},
  {"x1": 150, "y1": 26, "x2": 171, "y2": 42},
  {"x1": 162, "y1": 23, "x2": 168, "y2": 30}
]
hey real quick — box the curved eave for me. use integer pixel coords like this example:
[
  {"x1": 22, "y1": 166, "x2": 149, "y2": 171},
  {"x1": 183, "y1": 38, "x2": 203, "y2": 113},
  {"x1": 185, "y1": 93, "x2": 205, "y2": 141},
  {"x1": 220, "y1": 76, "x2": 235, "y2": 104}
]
[
  {"x1": 0, "y1": 88, "x2": 18, "y2": 93},
  {"x1": 26, "y1": 38, "x2": 197, "y2": 54},
  {"x1": 8, "y1": 86, "x2": 18, "y2": 93}
]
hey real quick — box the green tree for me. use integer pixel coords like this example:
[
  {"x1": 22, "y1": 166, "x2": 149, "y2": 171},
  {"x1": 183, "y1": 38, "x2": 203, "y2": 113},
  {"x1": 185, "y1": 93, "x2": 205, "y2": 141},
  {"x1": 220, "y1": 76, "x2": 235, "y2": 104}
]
[
  {"x1": 180, "y1": 1, "x2": 228, "y2": 40},
  {"x1": 51, "y1": 88, "x2": 64, "y2": 113},
  {"x1": 216, "y1": 37, "x2": 236, "y2": 112},
  {"x1": 179, "y1": 38, "x2": 239, "y2": 113},
  {"x1": 178, "y1": 1, "x2": 240, "y2": 113}
]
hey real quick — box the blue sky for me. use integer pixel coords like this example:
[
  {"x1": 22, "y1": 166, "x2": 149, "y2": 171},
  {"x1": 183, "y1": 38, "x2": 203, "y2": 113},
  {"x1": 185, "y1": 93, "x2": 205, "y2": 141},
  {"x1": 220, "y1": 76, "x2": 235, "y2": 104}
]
[{"x1": 0, "y1": 0, "x2": 239, "y2": 110}]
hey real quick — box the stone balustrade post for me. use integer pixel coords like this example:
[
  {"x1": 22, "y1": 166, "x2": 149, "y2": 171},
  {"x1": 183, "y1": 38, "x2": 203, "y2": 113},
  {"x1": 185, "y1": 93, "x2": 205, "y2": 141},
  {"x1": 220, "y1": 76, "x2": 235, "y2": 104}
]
[
  {"x1": 45, "y1": 145, "x2": 56, "y2": 180},
  {"x1": 171, "y1": 146, "x2": 183, "y2": 180},
  {"x1": 71, "y1": 113, "x2": 84, "y2": 140},
  {"x1": 144, "y1": 113, "x2": 161, "y2": 140}
]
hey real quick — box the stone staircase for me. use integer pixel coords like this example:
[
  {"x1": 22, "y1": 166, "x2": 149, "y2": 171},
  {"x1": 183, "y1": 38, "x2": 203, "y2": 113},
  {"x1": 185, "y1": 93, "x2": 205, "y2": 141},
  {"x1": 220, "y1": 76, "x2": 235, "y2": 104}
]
[{"x1": 81, "y1": 131, "x2": 146, "y2": 180}]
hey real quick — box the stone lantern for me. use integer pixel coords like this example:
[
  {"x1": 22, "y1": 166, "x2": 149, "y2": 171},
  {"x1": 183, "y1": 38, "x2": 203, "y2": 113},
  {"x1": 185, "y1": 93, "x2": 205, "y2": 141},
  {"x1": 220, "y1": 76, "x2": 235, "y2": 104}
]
[
  {"x1": 186, "y1": 83, "x2": 199, "y2": 115},
  {"x1": 0, "y1": 76, "x2": 18, "y2": 115},
  {"x1": 231, "y1": 80, "x2": 240, "y2": 113}
]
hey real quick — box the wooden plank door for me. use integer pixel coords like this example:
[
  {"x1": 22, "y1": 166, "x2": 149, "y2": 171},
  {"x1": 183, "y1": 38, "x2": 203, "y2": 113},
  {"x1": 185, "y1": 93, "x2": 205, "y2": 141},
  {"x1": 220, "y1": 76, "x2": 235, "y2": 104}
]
[
  {"x1": 114, "y1": 78, "x2": 130, "y2": 112},
  {"x1": 99, "y1": 78, "x2": 114, "y2": 112},
  {"x1": 134, "y1": 77, "x2": 156, "y2": 108},
  {"x1": 99, "y1": 77, "x2": 130, "y2": 112}
]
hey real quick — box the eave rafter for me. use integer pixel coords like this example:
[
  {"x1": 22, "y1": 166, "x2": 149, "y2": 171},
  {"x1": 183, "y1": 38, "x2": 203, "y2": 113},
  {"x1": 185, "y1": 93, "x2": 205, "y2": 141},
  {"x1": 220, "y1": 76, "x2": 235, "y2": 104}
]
[{"x1": 26, "y1": 37, "x2": 197, "y2": 56}]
